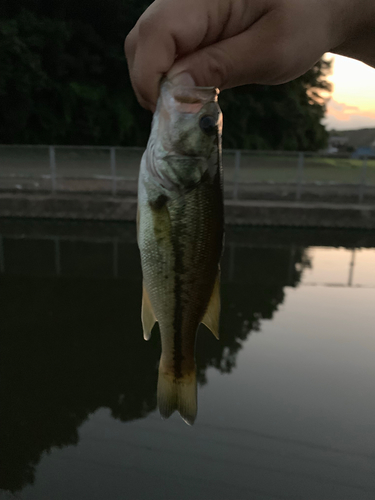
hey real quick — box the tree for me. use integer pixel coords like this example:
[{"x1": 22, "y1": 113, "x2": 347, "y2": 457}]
[
  {"x1": 0, "y1": 1, "x2": 332, "y2": 150},
  {"x1": 221, "y1": 58, "x2": 332, "y2": 150}
]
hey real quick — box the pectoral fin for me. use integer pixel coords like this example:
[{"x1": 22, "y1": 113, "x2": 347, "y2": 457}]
[
  {"x1": 202, "y1": 271, "x2": 220, "y2": 339},
  {"x1": 142, "y1": 284, "x2": 156, "y2": 341}
]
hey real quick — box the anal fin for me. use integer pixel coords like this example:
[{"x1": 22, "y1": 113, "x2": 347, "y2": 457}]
[
  {"x1": 202, "y1": 271, "x2": 220, "y2": 340},
  {"x1": 142, "y1": 284, "x2": 156, "y2": 340}
]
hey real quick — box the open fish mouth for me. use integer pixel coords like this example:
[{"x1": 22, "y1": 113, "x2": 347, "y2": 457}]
[
  {"x1": 161, "y1": 79, "x2": 219, "y2": 113},
  {"x1": 171, "y1": 86, "x2": 219, "y2": 105},
  {"x1": 162, "y1": 76, "x2": 218, "y2": 95}
]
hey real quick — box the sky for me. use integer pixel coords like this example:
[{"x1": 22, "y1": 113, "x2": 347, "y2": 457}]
[{"x1": 323, "y1": 53, "x2": 375, "y2": 131}]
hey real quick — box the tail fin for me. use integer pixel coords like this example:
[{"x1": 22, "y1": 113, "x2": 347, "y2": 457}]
[{"x1": 157, "y1": 369, "x2": 197, "y2": 426}]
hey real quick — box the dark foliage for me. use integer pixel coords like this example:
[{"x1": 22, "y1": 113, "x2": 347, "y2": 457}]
[{"x1": 0, "y1": 1, "x2": 331, "y2": 150}]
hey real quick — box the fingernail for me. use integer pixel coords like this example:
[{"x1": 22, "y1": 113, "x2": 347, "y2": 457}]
[{"x1": 168, "y1": 72, "x2": 196, "y2": 87}]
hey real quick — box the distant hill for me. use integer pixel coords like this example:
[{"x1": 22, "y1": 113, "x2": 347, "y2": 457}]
[{"x1": 330, "y1": 128, "x2": 375, "y2": 148}]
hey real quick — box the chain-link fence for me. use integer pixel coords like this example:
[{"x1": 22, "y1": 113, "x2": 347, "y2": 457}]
[
  {"x1": 1, "y1": 145, "x2": 374, "y2": 203},
  {"x1": 0, "y1": 215, "x2": 374, "y2": 285}
]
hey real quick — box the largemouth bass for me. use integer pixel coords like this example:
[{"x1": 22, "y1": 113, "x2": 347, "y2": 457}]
[{"x1": 137, "y1": 75, "x2": 224, "y2": 425}]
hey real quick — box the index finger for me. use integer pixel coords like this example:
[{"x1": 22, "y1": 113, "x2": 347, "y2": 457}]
[{"x1": 125, "y1": 0, "x2": 209, "y2": 110}]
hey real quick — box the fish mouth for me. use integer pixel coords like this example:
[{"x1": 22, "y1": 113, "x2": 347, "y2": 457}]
[
  {"x1": 161, "y1": 80, "x2": 219, "y2": 107},
  {"x1": 162, "y1": 76, "x2": 218, "y2": 93},
  {"x1": 168, "y1": 84, "x2": 219, "y2": 93}
]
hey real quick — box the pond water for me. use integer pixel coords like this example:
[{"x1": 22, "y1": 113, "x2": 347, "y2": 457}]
[{"x1": 1, "y1": 220, "x2": 375, "y2": 500}]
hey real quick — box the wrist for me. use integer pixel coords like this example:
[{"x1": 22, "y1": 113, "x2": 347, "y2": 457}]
[{"x1": 329, "y1": 0, "x2": 375, "y2": 66}]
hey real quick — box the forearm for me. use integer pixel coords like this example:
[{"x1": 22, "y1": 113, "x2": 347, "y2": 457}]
[{"x1": 331, "y1": 0, "x2": 375, "y2": 67}]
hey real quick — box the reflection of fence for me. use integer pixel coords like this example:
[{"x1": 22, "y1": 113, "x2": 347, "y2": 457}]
[
  {"x1": 226, "y1": 243, "x2": 375, "y2": 288},
  {"x1": 0, "y1": 145, "x2": 374, "y2": 203},
  {"x1": 301, "y1": 247, "x2": 375, "y2": 288},
  {"x1": 301, "y1": 248, "x2": 375, "y2": 288},
  {"x1": 1, "y1": 231, "x2": 374, "y2": 289},
  {"x1": 0, "y1": 233, "x2": 135, "y2": 280}
]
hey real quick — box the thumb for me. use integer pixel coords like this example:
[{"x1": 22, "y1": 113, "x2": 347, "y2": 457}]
[{"x1": 167, "y1": 13, "x2": 315, "y2": 90}]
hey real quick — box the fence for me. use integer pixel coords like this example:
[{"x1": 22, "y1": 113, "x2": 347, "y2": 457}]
[
  {"x1": 1, "y1": 230, "x2": 374, "y2": 288},
  {"x1": 0, "y1": 145, "x2": 374, "y2": 204}
]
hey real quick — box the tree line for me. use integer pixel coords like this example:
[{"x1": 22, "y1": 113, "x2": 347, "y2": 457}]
[{"x1": 0, "y1": 0, "x2": 331, "y2": 150}]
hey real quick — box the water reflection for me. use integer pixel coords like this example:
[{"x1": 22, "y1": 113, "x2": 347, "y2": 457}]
[
  {"x1": 196, "y1": 246, "x2": 310, "y2": 385},
  {"x1": 0, "y1": 220, "x2": 374, "y2": 494},
  {"x1": 0, "y1": 275, "x2": 159, "y2": 491}
]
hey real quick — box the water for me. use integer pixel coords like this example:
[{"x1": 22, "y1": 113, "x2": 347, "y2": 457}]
[{"x1": 1, "y1": 220, "x2": 375, "y2": 500}]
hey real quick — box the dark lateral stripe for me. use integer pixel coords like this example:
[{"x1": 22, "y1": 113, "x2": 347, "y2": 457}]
[
  {"x1": 172, "y1": 204, "x2": 186, "y2": 379},
  {"x1": 171, "y1": 139, "x2": 222, "y2": 379}
]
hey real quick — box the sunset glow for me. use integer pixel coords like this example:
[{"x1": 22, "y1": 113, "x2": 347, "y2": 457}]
[{"x1": 323, "y1": 54, "x2": 375, "y2": 131}]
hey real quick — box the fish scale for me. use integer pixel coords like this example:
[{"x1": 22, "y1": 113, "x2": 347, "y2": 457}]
[{"x1": 137, "y1": 78, "x2": 224, "y2": 425}]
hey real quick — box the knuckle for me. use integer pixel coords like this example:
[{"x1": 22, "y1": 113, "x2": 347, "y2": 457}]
[
  {"x1": 203, "y1": 45, "x2": 234, "y2": 88},
  {"x1": 137, "y1": 17, "x2": 154, "y2": 39},
  {"x1": 137, "y1": 8, "x2": 164, "y2": 40}
]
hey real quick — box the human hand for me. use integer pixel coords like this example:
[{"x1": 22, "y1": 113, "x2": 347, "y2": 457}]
[{"x1": 125, "y1": 0, "x2": 375, "y2": 111}]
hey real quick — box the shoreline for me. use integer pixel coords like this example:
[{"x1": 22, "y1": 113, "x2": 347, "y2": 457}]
[{"x1": 0, "y1": 193, "x2": 375, "y2": 229}]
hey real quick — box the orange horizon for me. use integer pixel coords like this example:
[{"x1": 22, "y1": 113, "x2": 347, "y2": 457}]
[{"x1": 323, "y1": 54, "x2": 375, "y2": 131}]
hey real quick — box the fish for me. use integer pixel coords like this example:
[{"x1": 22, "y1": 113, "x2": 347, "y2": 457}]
[{"x1": 137, "y1": 74, "x2": 224, "y2": 425}]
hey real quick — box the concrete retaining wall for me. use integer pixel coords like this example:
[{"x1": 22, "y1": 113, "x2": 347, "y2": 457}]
[{"x1": 0, "y1": 193, "x2": 375, "y2": 229}]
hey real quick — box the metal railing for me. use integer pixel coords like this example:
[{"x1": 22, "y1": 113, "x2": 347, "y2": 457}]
[{"x1": 0, "y1": 145, "x2": 374, "y2": 204}]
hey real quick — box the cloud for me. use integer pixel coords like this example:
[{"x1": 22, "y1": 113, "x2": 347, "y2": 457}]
[{"x1": 324, "y1": 99, "x2": 375, "y2": 130}]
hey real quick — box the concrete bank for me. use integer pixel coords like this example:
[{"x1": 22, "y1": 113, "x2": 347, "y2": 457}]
[{"x1": 1, "y1": 193, "x2": 375, "y2": 229}]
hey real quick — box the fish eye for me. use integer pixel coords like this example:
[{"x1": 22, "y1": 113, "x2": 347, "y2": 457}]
[{"x1": 199, "y1": 115, "x2": 217, "y2": 136}]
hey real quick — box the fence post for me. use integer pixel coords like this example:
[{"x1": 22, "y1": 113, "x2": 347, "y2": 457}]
[
  {"x1": 358, "y1": 156, "x2": 368, "y2": 204},
  {"x1": 348, "y1": 248, "x2": 356, "y2": 286},
  {"x1": 232, "y1": 150, "x2": 241, "y2": 200},
  {"x1": 49, "y1": 146, "x2": 56, "y2": 193},
  {"x1": 110, "y1": 147, "x2": 117, "y2": 196},
  {"x1": 295, "y1": 152, "x2": 304, "y2": 201}
]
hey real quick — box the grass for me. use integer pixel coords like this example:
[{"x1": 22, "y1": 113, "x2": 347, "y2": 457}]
[
  {"x1": 1, "y1": 147, "x2": 375, "y2": 186},
  {"x1": 223, "y1": 152, "x2": 375, "y2": 185}
]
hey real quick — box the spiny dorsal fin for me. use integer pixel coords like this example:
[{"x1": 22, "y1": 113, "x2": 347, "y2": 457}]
[
  {"x1": 202, "y1": 270, "x2": 220, "y2": 339},
  {"x1": 141, "y1": 283, "x2": 156, "y2": 340}
]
